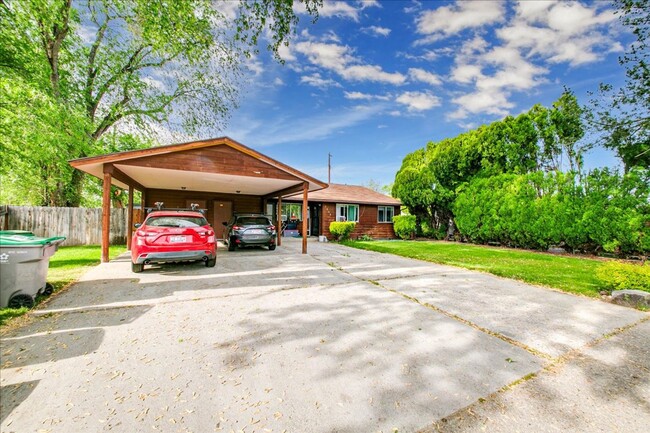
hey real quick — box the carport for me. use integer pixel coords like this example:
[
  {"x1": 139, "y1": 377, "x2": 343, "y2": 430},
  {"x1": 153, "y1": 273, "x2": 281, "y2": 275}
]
[{"x1": 70, "y1": 137, "x2": 328, "y2": 261}]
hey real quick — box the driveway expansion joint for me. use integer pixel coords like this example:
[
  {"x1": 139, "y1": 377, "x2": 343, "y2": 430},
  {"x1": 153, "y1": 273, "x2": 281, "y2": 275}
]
[{"x1": 310, "y1": 250, "x2": 556, "y2": 362}]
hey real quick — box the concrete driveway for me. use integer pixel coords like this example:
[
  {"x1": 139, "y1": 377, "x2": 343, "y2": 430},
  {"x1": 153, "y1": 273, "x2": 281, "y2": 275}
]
[{"x1": 1, "y1": 239, "x2": 647, "y2": 433}]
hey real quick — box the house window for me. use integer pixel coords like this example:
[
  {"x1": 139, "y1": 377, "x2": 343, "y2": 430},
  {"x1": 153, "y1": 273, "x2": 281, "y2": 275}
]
[
  {"x1": 336, "y1": 204, "x2": 359, "y2": 222},
  {"x1": 378, "y1": 206, "x2": 394, "y2": 223}
]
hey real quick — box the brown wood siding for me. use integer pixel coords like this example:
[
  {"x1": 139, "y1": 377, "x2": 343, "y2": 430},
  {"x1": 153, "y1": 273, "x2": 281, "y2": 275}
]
[
  {"x1": 145, "y1": 189, "x2": 263, "y2": 226},
  {"x1": 119, "y1": 146, "x2": 299, "y2": 181},
  {"x1": 320, "y1": 203, "x2": 399, "y2": 240}
]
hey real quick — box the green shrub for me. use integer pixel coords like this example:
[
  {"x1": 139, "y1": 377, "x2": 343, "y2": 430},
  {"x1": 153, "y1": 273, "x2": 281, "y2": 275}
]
[
  {"x1": 453, "y1": 169, "x2": 650, "y2": 254},
  {"x1": 357, "y1": 234, "x2": 373, "y2": 241},
  {"x1": 329, "y1": 221, "x2": 356, "y2": 241},
  {"x1": 393, "y1": 215, "x2": 416, "y2": 239},
  {"x1": 596, "y1": 261, "x2": 650, "y2": 292}
]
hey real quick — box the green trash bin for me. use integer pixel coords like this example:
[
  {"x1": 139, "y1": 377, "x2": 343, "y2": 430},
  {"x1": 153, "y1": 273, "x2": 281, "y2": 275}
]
[{"x1": 0, "y1": 231, "x2": 66, "y2": 309}]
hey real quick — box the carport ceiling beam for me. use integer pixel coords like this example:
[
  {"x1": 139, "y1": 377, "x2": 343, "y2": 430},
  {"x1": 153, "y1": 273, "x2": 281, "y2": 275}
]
[
  {"x1": 263, "y1": 183, "x2": 304, "y2": 199},
  {"x1": 103, "y1": 163, "x2": 146, "y2": 192}
]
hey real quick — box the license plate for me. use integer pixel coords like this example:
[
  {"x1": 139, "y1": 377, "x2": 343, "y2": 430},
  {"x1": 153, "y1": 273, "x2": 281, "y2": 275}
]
[
  {"x1": 248, "y1": 229, "x2": 265, "y2": 234},
  {"x1": 170, "y1": 236, "x2": 186, "y2": 243}
]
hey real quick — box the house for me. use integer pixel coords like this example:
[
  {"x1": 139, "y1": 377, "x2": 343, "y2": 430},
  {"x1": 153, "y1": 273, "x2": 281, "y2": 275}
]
[
  {"x1": 282, "y1": 183, "x2": 401, "y2": 240},
  {"x1": 69, "y1": 137, "x2": 328, "y2": 260}
]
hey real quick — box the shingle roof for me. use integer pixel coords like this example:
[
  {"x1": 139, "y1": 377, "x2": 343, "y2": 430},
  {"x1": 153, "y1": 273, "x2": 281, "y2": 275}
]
[{"x1": 285, "y1": 183, "x2": 401, "y2": 206}]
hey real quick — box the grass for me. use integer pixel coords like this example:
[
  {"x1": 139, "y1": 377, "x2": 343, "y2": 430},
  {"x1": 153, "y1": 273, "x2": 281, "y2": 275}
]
[
  {"x1": 344, "y1": 240, "x2": 605, "y2": 297},
  {"x1": 0, "y1": 245, "x2": 126, "y2": 326}
]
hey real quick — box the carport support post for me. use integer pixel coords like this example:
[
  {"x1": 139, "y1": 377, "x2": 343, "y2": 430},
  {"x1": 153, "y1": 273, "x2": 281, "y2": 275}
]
[
  {"x1": 302, "y1": 181, "x2": 308, "y2": 254},
  {"x1": 277, "y1": 196, "x2": 282, "y2": 247},
  {"x1": 141, "y1": 190, "x2": 147, "y2": 223},
  {"x1": 127, "y1": 186, "x2": 134, "y2": 251},
  {"x1": 101, "y1": 168, "x2": 112, "y2": 263}
]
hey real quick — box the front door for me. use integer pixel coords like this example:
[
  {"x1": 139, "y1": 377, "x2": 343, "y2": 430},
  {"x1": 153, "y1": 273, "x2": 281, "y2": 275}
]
[
  {"x1": 310, "y1": 205, "x2": 320, "y2": 236},
  {"x1": 213, "y1": 200, "x2": 232, "y2": 239}
]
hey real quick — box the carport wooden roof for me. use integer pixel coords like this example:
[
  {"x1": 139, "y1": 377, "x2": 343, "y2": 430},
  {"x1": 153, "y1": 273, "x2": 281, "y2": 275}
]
[
  {"x1": 70, "y1": 137, "x2": 328, "y2": 260},
  {"x1": 70, "y1": 136, "x2": 328, "y2": 198}
]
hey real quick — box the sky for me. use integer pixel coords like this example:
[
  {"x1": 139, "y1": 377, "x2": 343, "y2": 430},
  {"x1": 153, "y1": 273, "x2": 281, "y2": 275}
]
[{"x1": 219, "y1": 0, "x2": 631, "y2": 189}]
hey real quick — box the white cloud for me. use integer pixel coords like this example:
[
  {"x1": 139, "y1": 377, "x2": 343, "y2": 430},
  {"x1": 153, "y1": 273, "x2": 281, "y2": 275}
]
[
  {"x1": 274, "y1": 77, "x2": 285, "y2": 86},
  {"x1": 295, "y1": 0, "x2": 378, "y2": 22},
  {"x1": 277, "y1": 44, "x2": 297, "y2": 62},
  {"x1": 416, "y1": 1, "x2": 505, "y2": 39},
  {"x1": 448, "y1": 88, "x2": 513, "y2": 120},
  {"x1": 408, "y1": 68, "x2": 442, "y2": 86},
  {"x1": 300, "y1": 73, "x2": 341, "y2": 89},
  {"x1": 294, "y1": 40, "x2": 406, "y2": 85},
  {"x1": 448, "y1": 39, "x2": 547, "y2": 119},
  {"x1": 294, "y1": 41, "x2": 354, "y2": 70},
  {"x1": 457, "y1": 121, "x2": 478, "y2": 131},
  {"x1": 400, "y1": 49, "x2": 441, "y2": 62},
  {"x1": 500, "y1": 1, "x2": 620, "y2": 66},
  {"x1": 396, "y1": 91, "x2": 441, "y2": 112},
  {"x1": 320, "y1": 1, "x2": 362, "y2": 21},
  {"x1": 403, "y1": 0, "x2": 422, "y2": 14},
  {"x1": 245, "y1": 60, "x2": 264, "y2": 76},
  {"x1": 358, "y1": 0, "x2": 381, "y2": 10},
  {"x1": 363, "y1": 25, "x2": 391, "y2": 37},
  {"x1": 344, "y1": 91, "x2": 391, "y2": 101},
  {"x1": 241, "y1": 104, "x2": 387, "y2": 146},
  {"x1": 450, "y1": 64, "x2": 483, "y2": 84},
  {"x1": 342, "y1": 65, "x2": 406, "y2": 84},
  {"x1": 439, "y1": 0, "x2": 619, "y2": 121},
  {"x1": 322, "y1": 30, "x2": 342, "y2": 43}
]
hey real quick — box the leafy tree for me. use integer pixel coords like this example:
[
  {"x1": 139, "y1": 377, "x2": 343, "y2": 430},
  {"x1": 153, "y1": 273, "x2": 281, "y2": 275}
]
[
  {"x1": 381, "y1": 182, "x2": 394, "y2": 196},
  {"x1": 393, "y1": 91, "x2": 594, "y2": 237},
  {"x1": 0, "y1": 0, "x2": 321, "y2": 206},
  {"x1": 587, "y1": 0, "x2": 650, "y2": 171},
  {"x1": 551, "y1": 89, "x2": 586, "y2": 173},
  {"x1": 236, "y1": 0, "x2": 322, "y2": 61},
  {"x1": 363, "y1": 179, "x2": 382, "y2": 193}
]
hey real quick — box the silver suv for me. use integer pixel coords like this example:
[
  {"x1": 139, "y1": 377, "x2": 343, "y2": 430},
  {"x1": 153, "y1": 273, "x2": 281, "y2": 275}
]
[{"x1": 222, "y1": 214, "x2": 277, "y2": 251}]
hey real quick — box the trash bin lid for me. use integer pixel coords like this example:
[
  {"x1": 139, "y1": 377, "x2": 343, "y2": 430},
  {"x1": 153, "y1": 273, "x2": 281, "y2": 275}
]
[
  {"x1": 0, "y1": 230, "x2": 34, "y2": 237},
  {"x1": 0, "y1": 232, "x2": 66, "y2": 246}
]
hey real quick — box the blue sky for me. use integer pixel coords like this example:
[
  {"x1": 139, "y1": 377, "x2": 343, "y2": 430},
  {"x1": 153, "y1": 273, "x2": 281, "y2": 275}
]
[{"x1": 219, "y1": 0, "x2": 630, "y2": 189}]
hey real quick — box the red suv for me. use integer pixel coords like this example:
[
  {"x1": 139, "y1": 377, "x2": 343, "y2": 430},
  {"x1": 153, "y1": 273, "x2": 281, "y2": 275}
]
[{"x1": 131, "y1": 210, "x2": 216, "y2": 273}]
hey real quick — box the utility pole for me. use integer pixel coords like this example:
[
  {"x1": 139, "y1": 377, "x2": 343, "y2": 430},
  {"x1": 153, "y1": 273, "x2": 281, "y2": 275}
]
[{"x1": 328, "y1": 152, "x2": 332, "y2": 184}]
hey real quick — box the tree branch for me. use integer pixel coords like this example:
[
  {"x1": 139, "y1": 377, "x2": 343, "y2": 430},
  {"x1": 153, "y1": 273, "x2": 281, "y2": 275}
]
[
  {"x1": 88, "y1": 45, "x2": 149, "y2": 121},
  {"x1": 91, "y1": 86, "x2": 194, "y2": 140},
  {"x1": 35, "y1": 0, "x2": 72, "y2": 99},
  {"x1": 85, "y1": 10, "x2": 109, "y2": 118}
]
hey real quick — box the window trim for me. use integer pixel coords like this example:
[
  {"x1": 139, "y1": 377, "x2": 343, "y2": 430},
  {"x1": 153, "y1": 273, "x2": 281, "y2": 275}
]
[
  {"x1": 335, "y1": 203, "x2": 359, "y2": 223},
  {"x1": 377, "y1": 205, "x2": 394, "y2": 223}
]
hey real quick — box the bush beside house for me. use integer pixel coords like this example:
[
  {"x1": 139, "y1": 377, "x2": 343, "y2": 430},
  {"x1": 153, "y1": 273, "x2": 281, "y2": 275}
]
[{"x1": 329, "y1": 221, "x2": 356, "y2": 241}]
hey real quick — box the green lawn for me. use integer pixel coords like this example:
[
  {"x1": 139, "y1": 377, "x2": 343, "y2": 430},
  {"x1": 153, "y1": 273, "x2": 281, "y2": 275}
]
[
  {"x1": 0, "y1": 245, "x2": 126, "y2": 326},
  {"x1": 344, "y1": 240, "x2": 605, "y2": 297}
]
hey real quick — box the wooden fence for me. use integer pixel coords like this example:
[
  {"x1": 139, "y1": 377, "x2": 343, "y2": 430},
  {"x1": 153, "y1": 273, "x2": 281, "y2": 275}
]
[{"x1": 0, "y1": 206, "x2": 133, "y2": 246}]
